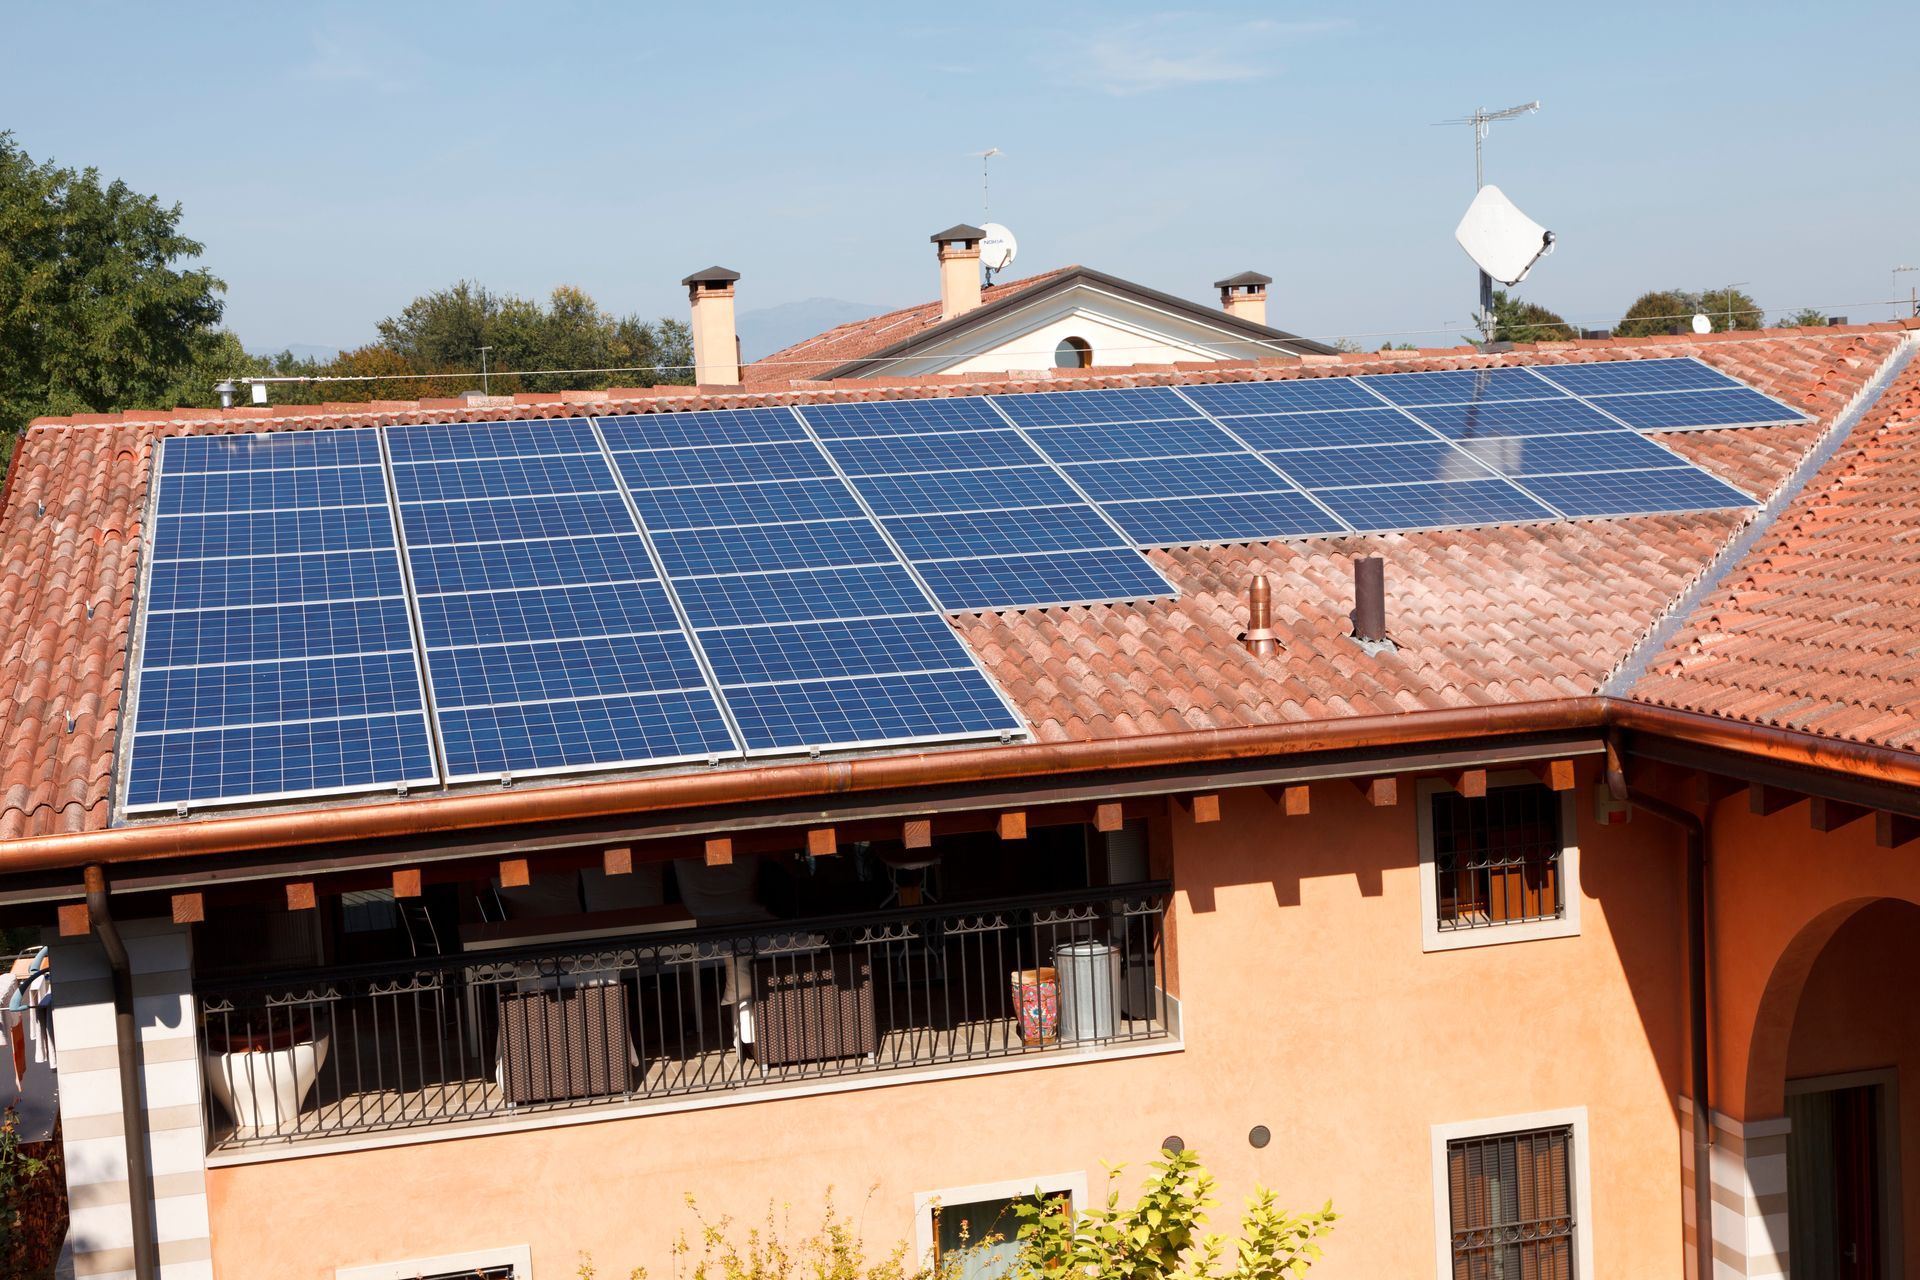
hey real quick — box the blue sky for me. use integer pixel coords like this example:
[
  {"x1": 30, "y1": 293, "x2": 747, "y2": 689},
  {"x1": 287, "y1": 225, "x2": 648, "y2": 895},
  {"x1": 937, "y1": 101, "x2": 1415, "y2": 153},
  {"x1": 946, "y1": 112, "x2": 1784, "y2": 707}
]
[{"x1": 6, "y1": 2, "x2": 1917, "y2": 356}]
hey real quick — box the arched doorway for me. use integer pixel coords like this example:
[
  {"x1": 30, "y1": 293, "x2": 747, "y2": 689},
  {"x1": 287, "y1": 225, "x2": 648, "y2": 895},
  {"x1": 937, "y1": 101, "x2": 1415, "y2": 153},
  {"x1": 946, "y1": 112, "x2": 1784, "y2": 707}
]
[{"x1": 1747, "y1": 898, "x2": 1920, "y2": 1278}]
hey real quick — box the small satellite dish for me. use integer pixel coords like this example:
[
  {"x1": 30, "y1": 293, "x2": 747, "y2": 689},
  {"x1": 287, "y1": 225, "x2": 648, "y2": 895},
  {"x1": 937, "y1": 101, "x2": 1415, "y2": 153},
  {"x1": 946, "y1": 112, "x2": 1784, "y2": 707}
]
[
  {"x1": 980, "y1": 222, "x2": 1018, "y2": 274},
  {"x1": 1454, "y1": 185, "x2": 1554, "y2": 286},
  {"x1": 1690, "y1": 313, "x2": 1713, "y2": 335}
]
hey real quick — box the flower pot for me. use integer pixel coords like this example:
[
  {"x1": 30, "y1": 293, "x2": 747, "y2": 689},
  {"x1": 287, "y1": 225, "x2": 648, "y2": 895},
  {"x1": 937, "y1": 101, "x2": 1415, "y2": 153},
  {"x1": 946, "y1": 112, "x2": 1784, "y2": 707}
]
[
  {"x1": 204, "y1": 1016, "x2": 329, "y2": 1133},
  {"x1": 1010, "y1": 966, "x2": 1060, "y2": 1046}
]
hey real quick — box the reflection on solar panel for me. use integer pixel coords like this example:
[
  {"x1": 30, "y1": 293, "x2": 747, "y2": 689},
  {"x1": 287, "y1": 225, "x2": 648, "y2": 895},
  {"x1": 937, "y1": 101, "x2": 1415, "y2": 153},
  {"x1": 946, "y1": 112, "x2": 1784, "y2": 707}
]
[
  {"x1": 1358, "y1": 366, "x2": 1563, "y2": 406},
  {"x1": 602, "y1": 410, "x2": 1021, "y2": 752},
  {"x1": 126, "y1": 431, "x2": 437, "y2": 810},
  {"x1": 387, "y1": 418, "x2": 738, "y2": 782},
  {"x1": 792, "y1": 399, "x2": 1175, "y2": 609},
  {"x1": 996, "y1": 385, "x2": 1344, "y2": 546},
  {"x1": 1530, "y1": 357, "x2": 1809, "y2": 427}
]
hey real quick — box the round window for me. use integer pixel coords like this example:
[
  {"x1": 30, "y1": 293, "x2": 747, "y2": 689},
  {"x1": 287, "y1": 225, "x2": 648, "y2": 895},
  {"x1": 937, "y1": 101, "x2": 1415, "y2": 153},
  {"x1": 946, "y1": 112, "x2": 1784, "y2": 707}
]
[{"x1": 1054, "y1": 336, "x2": 1092, "y2": 369}]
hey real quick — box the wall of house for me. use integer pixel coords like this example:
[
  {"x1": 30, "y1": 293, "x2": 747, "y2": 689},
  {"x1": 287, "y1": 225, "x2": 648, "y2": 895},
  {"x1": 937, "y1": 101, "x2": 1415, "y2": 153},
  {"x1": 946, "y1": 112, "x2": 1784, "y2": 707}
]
[
  {"x1": 862, "y1": 286, "x2": 1289, "y2": 379},
  {"x1": 200, "y1": 760, "x2": 1693, "y2": 1280}
]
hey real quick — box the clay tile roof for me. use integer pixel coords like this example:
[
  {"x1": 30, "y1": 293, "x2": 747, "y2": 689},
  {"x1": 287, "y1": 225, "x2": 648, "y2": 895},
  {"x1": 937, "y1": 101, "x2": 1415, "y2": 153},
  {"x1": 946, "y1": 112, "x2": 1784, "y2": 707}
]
[
  {"x1": 1631, "y1": 341, "x2": 1920, "y2": 751},
  {"x1": 3, "y1": 324, "x2": 1913, "y2": 839}
]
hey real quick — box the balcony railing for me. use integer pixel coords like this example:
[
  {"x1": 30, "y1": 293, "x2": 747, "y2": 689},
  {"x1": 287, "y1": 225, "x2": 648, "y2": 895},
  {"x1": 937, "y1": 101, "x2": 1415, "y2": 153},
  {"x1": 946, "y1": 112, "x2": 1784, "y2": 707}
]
[{"x1": 195, "y1": 883, "x2": 1173, "y2": 1151}]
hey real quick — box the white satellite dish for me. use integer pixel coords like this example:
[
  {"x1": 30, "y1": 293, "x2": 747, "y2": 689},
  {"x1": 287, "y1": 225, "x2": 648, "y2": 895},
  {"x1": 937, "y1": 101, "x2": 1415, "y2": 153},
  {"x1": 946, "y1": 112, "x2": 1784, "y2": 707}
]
[
  {"x1": 1454, "y1": 184, "x2": 1554, "y2": 286},
  {"x1": 980, "y1": 222, "x2": 1018, "y2": 273},
  {"x1": 1690, "y1": 313, "x2": 1713, "y2": 335}
]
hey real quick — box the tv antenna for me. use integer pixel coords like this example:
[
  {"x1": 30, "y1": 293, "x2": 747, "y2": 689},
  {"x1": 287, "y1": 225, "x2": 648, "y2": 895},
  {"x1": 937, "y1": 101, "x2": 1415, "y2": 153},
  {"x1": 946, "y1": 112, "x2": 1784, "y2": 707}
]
[
  {"x1": 1436, "y1": 101, "x2": 1541, "y2": 343},
  {"x1": 973, "y1": 147, "x2": 1002, "y2": 219}
]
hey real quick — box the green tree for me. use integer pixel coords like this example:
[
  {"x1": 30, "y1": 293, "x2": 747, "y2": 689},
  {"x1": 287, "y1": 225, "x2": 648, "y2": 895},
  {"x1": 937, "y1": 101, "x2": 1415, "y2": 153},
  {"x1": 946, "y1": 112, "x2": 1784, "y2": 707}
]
[
  {"x1": 1774, "y1": 308, "x2": 1828, "y2": 329},
  {"x1": 1696, "y1": 286, "x2": 1762, "y2": 332},
  {"x1": 1615, "y1": 287, "x2": 1763, "y2": 338},
  {"x1": 1486, "y1": 289, "x2": 1575, "y2": 343},
  {"x1": 1014, "y1": 1149, "x2": 1336, "y2": 1280},
  {"x1": 0, "y1": 132, "x2": 226, "y2": 442}
]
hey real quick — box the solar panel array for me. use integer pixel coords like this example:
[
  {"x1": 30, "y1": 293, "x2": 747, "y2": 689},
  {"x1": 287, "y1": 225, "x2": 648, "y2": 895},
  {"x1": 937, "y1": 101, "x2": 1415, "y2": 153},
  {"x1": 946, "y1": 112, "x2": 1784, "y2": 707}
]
[
  {"x1": 124, "y1": 358, "x2": 1805, "y2": 812},
  {"x1": 128, "y1": 431, "x2": 438, "y2": 808},
  {"x1": 601, "y1": 410, "x2": 1022, "y2": 753}
]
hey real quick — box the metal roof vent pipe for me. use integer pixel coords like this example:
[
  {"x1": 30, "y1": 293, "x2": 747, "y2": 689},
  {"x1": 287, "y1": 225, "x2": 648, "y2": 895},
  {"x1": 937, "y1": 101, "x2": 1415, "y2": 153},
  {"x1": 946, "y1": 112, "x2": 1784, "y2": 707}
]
[
  {"x1": 1351, "y1": 556, "x2": 1395, "y2": 654},
  {"x1": 1238, "y1": 574, "x2": 1280, "y2": 657}
]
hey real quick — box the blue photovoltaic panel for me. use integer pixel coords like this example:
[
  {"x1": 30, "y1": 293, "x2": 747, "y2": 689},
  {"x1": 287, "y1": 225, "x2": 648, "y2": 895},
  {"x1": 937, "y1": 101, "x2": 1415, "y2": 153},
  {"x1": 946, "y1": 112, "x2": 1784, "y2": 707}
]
[
  {"x1": 1227, "y1": 409, "x2": 1436, "y2": 452},
  {"x1": 1359, "y1": 366, "x2": 1564, "y2": 406},
  {"x1": 1449, "y1": 431, "x2": 1690, "y2": 478},
  {"x1": 125, "y1": 429, "x2": 438, "y2": 810},
  {"x1": 387, "y1": 417, "x2": 739, "y2": 780},
  {"x1": 1516, "y1": 468, "x2": 1756, "y2": 518},
  {"x1": 599, "y1": 408, "x2": 809, "y2": 450},
  {"x1": 1066, "y1": 454, "x2": 1299, "y2": 502},
  {"x1": 1021, "y1": 420, "x2": 1247, "y2": 463},
  {"x1": 1267, "y1": 442, "x2": 1496, "y2": 490},
  {"x1": 1180, "y1": 379, "x2": 1384, "y2": 415},
  {"x1": 1578, "y1": 388, "x2": 1808, "y2": 431},
  {"x1": 1402, "y1": 399, "x2": 1623, "y2": 440},
  {"x1": 607, "y1": 410, "x2": 1023, "y2": 752},
  {"x1": 993, "y1": 386, "x2": 1200, "y2": 427},
  {"x1": 1312, "y1": 479, "x2": 1560, "y2": 533},
  {"x1": 1101, "y1": 492, "x2": 1344, "y2": 544},
  {"x1": 798, "y1": 398, "x2": 1010, "y2": 438},
  {"x1": 794, "y1": 400, "x2": 1175, "y2": 609},
  {"x1": 1529, "y1": 357, "x2": 1749, "y2": 397}
]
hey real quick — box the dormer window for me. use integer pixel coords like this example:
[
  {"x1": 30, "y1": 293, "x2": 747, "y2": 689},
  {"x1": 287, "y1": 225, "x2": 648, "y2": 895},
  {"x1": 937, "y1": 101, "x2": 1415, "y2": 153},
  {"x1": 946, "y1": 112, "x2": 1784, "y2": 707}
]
[{"x1": 1054, "y1": 336, "x2": 1093, "y2": 369}]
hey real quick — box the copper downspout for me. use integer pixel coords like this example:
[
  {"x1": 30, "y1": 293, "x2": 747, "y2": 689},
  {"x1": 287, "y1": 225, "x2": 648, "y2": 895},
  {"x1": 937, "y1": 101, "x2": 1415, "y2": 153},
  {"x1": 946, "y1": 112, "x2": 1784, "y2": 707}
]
[
  {"x1": 84, "y1": 865, "x2": 158, "y2": 1280},
  {"x1": 1608, "y1": 749, "x2": 1714, "y2": 1280},
  {"x1": 7, "y1": 699, "x2": 1610, "y2": 872}
]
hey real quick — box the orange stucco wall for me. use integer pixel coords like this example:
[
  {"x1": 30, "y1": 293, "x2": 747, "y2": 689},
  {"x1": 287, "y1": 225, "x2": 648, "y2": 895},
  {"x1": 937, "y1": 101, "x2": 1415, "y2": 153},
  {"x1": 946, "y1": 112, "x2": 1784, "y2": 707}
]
[{"x1": 204, "y1": 764, "x2": 1694, "y2": 1279}]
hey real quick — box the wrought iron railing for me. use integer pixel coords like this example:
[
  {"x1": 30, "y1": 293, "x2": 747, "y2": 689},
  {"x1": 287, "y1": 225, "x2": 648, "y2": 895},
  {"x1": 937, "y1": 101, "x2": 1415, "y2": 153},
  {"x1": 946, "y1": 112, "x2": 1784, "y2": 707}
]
[{"x1": 195, "y1": 883, "x2": 1172, "y2": 1150}]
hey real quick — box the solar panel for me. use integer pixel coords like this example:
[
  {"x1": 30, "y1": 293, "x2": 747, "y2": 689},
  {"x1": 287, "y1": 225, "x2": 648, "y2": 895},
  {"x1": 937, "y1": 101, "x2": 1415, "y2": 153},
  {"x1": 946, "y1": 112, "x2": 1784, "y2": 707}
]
[
  {"x1": 1578, "y1": 388, "x2": 1808, "y2": 431},
  {"x1": 794, "y1": 400, "x2": 1174, "y2": 608},
  {"x1": 1449, "y1": 431, "x2": 1691, "y2": 478},
  {"x1": 1529, "y1": 357, "x2": 1748, "y2": 396},
  {"x1": 1266, "y1": 442, "x2": 1496, "y2": 489},
  {"x1": 993, "y1": 386, "x2": 1200, "y2": 427},
  {"x1": 386, "y1": 417, "x2": 738, "y2": 781},
  {"x1": 1402, "y1": 399, "x2": 1623, "y2": 440},
  {"x1": 125, "y1": 430, "x2": 438, "y2": 810},
  {"x1": 1226, "y1": 409, "x2": 1436, "y2": 451},
  {"x1": 1100, "y1": 492, "x2": 1345, "y2": 544},
  {"x1": 1180, "y1": 379, "x2": 1383, "y2": 415},
  {"x1": 1515, "y1": 468, "x2": 1756, "y2": 517},
  {"x1": 1311, "y1": 479, "x2": 1561, "y2": 532},
  {"x1": 1021, "y1": 420, "x2": 1248, "y2": 463},
  {"x1": 1357, "y1": 367, "x2": 1565, "y2": 406},
  {"x1": 604, "y1": 412, "x2": 1023, "y2": 753}
]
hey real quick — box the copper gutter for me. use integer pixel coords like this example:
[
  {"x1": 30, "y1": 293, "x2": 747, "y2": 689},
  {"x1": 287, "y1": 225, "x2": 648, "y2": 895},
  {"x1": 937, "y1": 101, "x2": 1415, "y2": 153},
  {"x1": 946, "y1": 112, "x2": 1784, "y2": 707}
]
[
  {"x1": 1610, "y1": 700, "x2": 1920, "y2": 789},
  {"x1": 7, "y1": 699, "x2": 1607, "y2": 874}
]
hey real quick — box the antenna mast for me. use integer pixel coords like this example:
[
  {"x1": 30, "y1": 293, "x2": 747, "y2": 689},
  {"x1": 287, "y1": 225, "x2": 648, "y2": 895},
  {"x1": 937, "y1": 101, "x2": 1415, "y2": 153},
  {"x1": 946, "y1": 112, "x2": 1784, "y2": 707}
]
[
  {"x1": 978, "y1": 147, "x2": 1001, "y2": 220},
  {"x1": 1436, "y1": 100, "x2": 1539, "y2": 343}
]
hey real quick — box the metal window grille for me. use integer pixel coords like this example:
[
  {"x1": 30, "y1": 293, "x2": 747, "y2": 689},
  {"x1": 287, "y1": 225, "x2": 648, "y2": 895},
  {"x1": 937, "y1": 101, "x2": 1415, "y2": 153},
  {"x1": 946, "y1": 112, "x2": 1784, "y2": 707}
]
[
  {"x1": 419, "y1": 1268, "x2": 515, "y2": 1280},
  {"x1": 194, "y1": 883, "x2": 1171, "y2": 1151},
  {"x1": 1446, "y1": 1126, "x2": 1576, "y2": 1280},
  {"x1": 1432, "y1": 784, "x2": 1563, "y2": 930}
]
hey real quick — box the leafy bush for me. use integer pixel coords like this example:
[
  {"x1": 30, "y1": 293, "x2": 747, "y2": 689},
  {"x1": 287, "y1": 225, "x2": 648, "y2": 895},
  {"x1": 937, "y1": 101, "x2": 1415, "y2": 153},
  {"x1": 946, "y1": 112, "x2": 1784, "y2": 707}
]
[{"x1": 0, "y1": 1107, "x2": 65, "y2": 1279}]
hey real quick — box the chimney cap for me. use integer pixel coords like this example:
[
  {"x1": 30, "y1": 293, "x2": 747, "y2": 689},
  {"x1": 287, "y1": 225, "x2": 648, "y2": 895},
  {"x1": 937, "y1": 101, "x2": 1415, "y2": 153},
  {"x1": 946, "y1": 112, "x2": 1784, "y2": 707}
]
[
  {"x1": 929, "y1": 223, "x2": 988, "y2": 245},
  {"x1": 681, "y1": 265, "x2": 742, "y2": 285},
  {"x1": 1213, "y1": 270, "x2": 1273, "y2": 289}
]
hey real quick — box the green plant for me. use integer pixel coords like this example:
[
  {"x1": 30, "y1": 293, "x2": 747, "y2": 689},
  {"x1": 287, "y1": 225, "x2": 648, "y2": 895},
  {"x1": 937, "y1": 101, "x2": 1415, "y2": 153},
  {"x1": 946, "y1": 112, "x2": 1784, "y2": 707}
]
[
  {"x1": 0, "y1": 1106, "x2": 64, "y2": 1279},
  {"x1": 1013, "y1": 1149, "x2": 1335, "y2": 1280},
  {"x1": 669, "y1": 1188, "x2": 934, "y2": 1280}
]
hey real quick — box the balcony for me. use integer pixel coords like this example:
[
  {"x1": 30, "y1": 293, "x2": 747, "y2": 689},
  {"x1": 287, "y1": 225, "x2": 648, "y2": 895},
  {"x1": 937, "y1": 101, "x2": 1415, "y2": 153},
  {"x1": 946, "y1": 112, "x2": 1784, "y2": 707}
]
[{"x1": 194, "y1": 882, "x2": 1173, "y2": 1152}]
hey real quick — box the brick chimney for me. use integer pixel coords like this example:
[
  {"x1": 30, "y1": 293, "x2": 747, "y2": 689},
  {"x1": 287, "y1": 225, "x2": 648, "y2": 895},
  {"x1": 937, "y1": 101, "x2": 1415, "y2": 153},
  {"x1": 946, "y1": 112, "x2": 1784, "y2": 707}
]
[
  {"x1": 930, "y1": 225, "x2": 986, "y2": 321},
  {"x1": 682, "y1": 266, "x2": 742, "y2": 386},
  {"x1": 1215, "y1": 271, "x2": 1272, "y2": 327}
]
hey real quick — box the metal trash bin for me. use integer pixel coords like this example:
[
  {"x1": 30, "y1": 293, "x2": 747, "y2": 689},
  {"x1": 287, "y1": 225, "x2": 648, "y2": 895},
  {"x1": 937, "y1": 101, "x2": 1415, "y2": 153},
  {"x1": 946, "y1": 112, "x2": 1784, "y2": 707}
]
[{"x1": 1054, "y1": 941, "x2": 1120, "y2": 1044}]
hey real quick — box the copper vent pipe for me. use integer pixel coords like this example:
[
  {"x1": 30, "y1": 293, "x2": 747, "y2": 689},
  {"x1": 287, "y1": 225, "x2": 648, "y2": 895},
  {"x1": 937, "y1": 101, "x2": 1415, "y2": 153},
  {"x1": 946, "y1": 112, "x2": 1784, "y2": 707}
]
[
  {"x1": 1239, "y1": 574, "x2": 1279, "y2": 656},
  {"x1": 1353, "y1": 556, "x2": 1386, "y2": 642}
]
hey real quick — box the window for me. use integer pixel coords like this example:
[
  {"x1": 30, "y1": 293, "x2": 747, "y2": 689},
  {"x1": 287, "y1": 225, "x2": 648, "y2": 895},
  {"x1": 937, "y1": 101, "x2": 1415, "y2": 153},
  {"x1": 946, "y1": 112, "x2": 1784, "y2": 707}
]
[
  {"x1": 915, "y1": 1173, "x2": 1086, "y2": 1280},
  {"x1": 1054, "y1": 336, "x2": 1092, "y2": 369},
  {"x1": 1418, "y1": 777, "x2": 1579, "y2": 952},
  {"x1": 335, "y1": 1245, "x2": 530, "y2": 1280},
  {"x1": 1432, "y1": 1110, "x2": 1591, "y2": 1280}
]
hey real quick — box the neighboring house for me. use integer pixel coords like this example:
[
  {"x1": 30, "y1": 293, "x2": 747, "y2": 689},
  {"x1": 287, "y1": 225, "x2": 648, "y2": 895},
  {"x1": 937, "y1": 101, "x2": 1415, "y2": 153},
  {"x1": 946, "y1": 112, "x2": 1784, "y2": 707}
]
[
  {"x1": 684, "y1": 224, "x2": 1330, "y2": 388},
  {"x1": 3, "y1": 321, "x2": 1919, "y2": 1280}
]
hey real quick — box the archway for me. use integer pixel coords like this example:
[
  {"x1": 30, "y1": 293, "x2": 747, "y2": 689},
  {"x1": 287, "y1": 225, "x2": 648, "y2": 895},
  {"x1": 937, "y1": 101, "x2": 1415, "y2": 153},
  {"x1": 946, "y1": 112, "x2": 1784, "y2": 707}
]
[{"x1": 1743, "y1": 898, "x2": 1920, "y2": 1278}]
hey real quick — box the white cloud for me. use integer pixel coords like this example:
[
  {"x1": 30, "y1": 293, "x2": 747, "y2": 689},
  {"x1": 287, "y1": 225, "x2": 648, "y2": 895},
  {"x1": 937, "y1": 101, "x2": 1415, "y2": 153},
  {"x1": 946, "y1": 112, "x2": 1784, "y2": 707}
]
[{"x1": 1070, "y1": 13, "x2": 1346, "y2": 96}]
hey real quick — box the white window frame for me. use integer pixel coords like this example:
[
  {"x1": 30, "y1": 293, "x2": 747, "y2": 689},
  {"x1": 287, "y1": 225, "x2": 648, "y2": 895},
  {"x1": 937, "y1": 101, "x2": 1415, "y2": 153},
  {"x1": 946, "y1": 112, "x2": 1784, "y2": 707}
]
[
  {"x1": 1430, "y1": 1106, "x2": 1594, "y2": 1280},
  {"x1": 913, "y1": 1170, "x2": 1088, "y2": 1270},
  {"x1": 1417, "y1": 771, "x2": 1580, "y2": 952},
  {"x1": 336, "y1": 1244, "x2": 532, "y2": 1280}
]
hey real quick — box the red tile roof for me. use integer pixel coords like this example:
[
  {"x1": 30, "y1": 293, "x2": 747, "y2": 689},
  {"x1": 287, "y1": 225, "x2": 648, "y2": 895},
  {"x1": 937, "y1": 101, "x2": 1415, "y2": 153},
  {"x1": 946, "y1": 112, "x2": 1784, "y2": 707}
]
[
  {"x1": 1631, "y1": 343, "x2": 1920, "y2": 751},
  {"x1": 4, "y1": 325, "x2": 1911, "y2": 840},
  {"x1": 742, "y1": 267, "x2": 1076, "y2": 386}
]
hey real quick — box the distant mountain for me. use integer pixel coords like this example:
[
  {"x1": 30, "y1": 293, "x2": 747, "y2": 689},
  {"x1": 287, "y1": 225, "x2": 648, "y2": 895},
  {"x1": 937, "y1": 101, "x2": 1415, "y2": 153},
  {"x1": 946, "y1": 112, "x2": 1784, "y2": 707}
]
[{"x1": 736, "y1": 298, "x2": 889, "y2": 362}]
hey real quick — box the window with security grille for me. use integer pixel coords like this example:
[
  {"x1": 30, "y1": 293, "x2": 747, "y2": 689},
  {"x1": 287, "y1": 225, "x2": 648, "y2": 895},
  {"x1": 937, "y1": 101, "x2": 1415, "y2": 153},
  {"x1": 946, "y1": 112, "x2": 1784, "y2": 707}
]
[
  {"x1": 1431, "y1": 784, "x2": 1563, "y2": 930},
  {"x1": 1446, "y1": 1126, "x2": 1576, "y2": 1280}
]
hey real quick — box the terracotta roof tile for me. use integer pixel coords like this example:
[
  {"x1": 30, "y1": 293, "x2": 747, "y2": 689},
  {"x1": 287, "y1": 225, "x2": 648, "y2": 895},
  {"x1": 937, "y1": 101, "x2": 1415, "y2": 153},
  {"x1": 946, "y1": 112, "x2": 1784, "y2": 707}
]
[{"x1": 4, "y1": 326, "x2": 1911, "y2": 838}]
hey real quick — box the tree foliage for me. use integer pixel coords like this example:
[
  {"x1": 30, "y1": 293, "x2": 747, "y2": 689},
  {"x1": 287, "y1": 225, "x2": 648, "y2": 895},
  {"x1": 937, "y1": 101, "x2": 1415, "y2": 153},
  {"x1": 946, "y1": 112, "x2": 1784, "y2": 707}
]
[
  {"x1": 1615, "y1": 287, "x2": 1763, "y2": 338},
  {"x1": 1486, "y1": 290, "x2": 1575, "y2": 343},
  {"x1": 0, "y1": 132, "x2": 226, "y2": 439},
  {"x1": 1014, "y1": 1149, "x2": 1336, "y2": 1280},
  {"x1": 1774, "y1": 307, "x2": 1827, "y2": 329}
]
